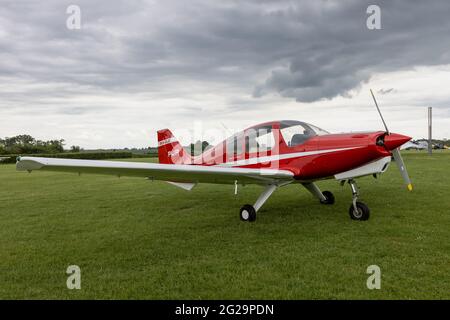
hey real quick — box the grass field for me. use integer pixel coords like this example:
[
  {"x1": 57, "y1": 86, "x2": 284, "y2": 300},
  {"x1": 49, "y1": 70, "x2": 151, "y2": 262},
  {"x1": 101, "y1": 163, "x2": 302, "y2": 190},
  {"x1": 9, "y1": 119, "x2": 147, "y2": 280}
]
[{"x1": 1, "y1": 151, "x2": 449, "y2": 299}]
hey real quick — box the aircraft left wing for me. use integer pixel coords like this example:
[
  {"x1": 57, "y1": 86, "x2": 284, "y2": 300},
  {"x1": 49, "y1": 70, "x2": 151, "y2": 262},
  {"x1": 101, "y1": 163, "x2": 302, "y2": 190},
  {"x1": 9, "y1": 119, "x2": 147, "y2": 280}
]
[{"x1": 16, "y1": 157, "x2": 294, "y2": 185}]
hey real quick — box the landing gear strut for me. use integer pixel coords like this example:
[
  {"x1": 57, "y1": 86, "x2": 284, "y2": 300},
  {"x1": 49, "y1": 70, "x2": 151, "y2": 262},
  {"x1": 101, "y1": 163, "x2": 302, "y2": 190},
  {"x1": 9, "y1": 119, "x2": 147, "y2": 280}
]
[
  {"x1": 301, "y1": 182, "x2": 335, "y2": 205},
  {"x1": 239, "y1": 184, "x2": 278, "y2": 222},
  {"x1": 347, "y1": 179, "x2": 370, "y2": 221}
]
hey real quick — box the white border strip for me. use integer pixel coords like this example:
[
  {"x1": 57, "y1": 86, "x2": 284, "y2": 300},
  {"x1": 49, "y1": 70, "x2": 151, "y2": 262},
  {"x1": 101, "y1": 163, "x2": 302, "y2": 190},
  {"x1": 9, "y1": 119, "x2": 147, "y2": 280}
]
[
  {"x1": 217, "y1": 147, "x2": 361, "y2": 167},
  {"x1": 158, "y1": 137, "x2": 177, "y2": 147}
]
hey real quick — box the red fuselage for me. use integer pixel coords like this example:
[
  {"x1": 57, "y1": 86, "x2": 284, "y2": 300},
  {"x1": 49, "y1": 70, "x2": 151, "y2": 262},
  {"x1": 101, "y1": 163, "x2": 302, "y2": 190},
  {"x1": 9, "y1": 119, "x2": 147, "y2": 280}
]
[{"x1": 189, "y1": 121, "x2": 411, "y2": 181}]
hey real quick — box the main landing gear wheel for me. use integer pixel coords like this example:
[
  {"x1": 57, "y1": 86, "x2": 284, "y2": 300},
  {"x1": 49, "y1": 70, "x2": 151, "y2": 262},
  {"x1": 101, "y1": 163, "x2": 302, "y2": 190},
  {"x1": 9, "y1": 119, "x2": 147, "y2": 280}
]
[
  {"x1": 349, "y1": 201, "x2": 370, "y2": 221},
  {"x1": 240, "y1": 204, "x2": 256, "y2": 222},
  {"x1": 320, "y1": 191, "x2": 335, "y2": 205}
]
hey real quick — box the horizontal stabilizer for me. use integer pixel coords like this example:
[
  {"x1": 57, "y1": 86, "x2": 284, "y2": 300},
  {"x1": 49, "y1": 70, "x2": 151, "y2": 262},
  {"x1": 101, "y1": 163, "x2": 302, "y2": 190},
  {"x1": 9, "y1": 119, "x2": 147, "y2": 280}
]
[{"x1": 166, "y1": 181, "x2": 196, "y2": 191}]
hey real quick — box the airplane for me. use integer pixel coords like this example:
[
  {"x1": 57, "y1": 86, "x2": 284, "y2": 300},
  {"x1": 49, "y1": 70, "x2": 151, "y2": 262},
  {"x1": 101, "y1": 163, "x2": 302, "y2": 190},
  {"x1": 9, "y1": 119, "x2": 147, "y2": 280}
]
[
  {"x1": 400, "y1": 141, "x2": 427, "y2": 150},
  {"x1": 16, "y1": 90, "x2": 412, "y2": 222}
]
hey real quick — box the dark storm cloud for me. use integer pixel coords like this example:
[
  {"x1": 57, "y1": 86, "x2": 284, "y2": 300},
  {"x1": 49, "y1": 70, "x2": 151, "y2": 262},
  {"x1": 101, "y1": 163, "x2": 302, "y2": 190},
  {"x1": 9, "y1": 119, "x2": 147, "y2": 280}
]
[
  {"x1": 1, "y1": 0, "x2": 450, "y2": 103},
  {"x1": 252, "y1": 0, "x2": 450, "y2": 102}
]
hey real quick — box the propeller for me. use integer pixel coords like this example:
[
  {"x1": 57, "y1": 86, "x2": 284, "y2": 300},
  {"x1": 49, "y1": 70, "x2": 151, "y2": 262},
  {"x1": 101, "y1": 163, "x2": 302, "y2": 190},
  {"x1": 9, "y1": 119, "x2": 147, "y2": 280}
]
[{"x1": 370, "y1": 89, "x2": 413, "y2": 191}]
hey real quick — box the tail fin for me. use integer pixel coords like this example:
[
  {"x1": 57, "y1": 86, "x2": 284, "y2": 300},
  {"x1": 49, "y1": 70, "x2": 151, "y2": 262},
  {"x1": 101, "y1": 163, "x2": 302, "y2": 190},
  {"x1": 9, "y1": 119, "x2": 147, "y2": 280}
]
[{"x1": 157, "y1": 129, "x2": 192, "y2": 164}]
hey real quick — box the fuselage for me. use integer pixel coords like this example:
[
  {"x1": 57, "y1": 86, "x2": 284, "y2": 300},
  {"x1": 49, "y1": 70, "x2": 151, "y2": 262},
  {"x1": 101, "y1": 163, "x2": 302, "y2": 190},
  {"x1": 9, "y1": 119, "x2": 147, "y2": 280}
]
[{"x1": 190, "y1": 120, "x2": 410, "y2": 181}]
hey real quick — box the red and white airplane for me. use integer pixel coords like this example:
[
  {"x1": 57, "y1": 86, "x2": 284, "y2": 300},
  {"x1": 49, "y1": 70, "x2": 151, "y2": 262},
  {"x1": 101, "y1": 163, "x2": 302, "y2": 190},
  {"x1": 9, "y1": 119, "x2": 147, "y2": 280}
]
[{"x1": 16, "y1": 91, "x2": 412, "y2": 222}]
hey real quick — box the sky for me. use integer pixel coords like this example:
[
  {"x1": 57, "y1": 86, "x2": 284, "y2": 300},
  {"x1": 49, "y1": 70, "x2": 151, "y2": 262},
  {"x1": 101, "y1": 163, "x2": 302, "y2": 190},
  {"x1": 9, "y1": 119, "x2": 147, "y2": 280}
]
[{"x1": 1, "y1": 0, "x2": 449, "y2": 148}]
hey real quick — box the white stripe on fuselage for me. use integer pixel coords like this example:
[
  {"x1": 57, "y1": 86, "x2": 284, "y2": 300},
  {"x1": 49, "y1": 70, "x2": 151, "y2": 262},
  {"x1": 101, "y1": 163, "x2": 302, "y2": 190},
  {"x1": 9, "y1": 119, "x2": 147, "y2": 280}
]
[{"x1": 216, "y1": 147, "x2": 361, "y2": 167}]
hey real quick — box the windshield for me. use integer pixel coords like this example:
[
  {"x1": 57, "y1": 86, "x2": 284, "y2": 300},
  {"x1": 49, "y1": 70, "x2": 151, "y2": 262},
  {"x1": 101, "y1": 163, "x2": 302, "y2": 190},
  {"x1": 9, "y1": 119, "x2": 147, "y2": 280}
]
[
  {"x1": 280, "y1": 121, "x2": 329, "y2": 147},
  {"x1": 306, "y1": 123, "x2": 329, "y2": 136}
]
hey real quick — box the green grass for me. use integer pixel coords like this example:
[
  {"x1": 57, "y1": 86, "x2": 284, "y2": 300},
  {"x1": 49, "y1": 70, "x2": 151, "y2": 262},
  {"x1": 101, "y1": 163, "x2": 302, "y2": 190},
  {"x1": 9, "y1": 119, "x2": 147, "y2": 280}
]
[{"x1": 1, "y1": 151, "x2": 449, "y2": 299}]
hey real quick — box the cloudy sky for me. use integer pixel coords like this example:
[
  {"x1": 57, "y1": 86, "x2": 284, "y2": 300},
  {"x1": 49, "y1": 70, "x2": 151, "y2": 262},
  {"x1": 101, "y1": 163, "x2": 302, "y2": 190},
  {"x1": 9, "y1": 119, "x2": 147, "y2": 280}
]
[{"x1": 1, "y1": 0, "x2": 449, "y2": 148}]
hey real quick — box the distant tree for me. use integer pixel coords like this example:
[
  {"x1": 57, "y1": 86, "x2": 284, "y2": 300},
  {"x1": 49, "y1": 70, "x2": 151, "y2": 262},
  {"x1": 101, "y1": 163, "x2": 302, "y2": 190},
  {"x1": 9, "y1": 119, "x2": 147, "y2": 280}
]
[
  {"x1": 44, "y1": 139, "x2": 65, "y2": 153},
  {"x1": 0, "y1": 138, "x2": 5, "y2": 154},
  {"x1": 70, "y1": 145, "x2": 81, "y2": 152}
]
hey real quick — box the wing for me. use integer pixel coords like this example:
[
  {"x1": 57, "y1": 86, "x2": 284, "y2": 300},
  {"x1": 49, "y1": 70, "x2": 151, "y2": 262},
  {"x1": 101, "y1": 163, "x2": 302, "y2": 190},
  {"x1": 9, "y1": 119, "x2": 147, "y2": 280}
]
[{"x1": 16, "y1": 157, "x2": 294, "y2": 185}]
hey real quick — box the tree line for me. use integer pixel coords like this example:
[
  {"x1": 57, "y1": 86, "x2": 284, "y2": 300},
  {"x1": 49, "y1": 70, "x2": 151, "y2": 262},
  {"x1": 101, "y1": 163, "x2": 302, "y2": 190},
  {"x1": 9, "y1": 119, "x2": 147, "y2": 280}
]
[{"x1": 0, "y1": 134, "x2": 80, "y2": 155}]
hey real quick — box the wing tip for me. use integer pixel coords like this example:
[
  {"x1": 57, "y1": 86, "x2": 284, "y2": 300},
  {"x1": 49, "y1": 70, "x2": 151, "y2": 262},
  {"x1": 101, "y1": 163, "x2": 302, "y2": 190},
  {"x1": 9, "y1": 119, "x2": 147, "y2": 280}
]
[{"x1": 16, "y1": 158, "x2": 45, "y2": 171}]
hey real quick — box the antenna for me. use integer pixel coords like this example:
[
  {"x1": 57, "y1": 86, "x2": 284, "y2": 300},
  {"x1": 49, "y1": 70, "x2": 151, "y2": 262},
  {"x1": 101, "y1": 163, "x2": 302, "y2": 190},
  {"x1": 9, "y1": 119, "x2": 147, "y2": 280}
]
[
  {"x1": 428, "y1": 106, "x2": 432, "y2": 155},
  {"x1": 220, "y1": 122, "x2": 234, "y2": 136},
  {"x1": 370, "y1": 89, "x2": 390, "y2": 134}
]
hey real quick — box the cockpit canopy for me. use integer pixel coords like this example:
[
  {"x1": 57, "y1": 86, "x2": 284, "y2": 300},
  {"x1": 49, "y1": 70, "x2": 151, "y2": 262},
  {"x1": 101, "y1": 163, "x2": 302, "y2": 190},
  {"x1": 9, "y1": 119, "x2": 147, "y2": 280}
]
[
  {"x1": 224, "y1": 120, "x2": 329, "y2": 156},
  {"x1": 279, "y1": 120, "x2": 329, "y2": 147}
]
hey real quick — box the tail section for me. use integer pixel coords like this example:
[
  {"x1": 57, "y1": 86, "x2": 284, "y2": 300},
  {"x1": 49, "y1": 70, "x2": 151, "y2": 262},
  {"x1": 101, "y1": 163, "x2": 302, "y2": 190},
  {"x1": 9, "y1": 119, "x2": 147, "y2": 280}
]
[{"x1": 157, "y1": 129, "x2": 192, "y2": 164}]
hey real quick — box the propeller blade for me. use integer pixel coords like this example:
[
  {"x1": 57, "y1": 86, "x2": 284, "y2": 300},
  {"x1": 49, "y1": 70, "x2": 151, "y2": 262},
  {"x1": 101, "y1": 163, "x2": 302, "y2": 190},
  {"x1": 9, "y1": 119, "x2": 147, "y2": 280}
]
[
  {"x1": 392, "y1": 148, "x2": 413, "y2": 191},
  {"x1": 370, "y1": 89, "x2": 412, "y2": 191},
  {"x1": 370, "y1": 89, "x2": 390, "y2": 134}
]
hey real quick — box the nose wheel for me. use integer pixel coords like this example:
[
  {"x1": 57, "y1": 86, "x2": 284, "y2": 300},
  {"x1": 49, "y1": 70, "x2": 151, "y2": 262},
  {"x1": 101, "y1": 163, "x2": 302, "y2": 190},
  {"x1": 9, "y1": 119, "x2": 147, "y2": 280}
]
[
  {"x1": 347, "y1": 179, "x2": 370, "y2": 221},
  {"x1": 349, "y1": 201, "x2": 370, "y2": 220}
]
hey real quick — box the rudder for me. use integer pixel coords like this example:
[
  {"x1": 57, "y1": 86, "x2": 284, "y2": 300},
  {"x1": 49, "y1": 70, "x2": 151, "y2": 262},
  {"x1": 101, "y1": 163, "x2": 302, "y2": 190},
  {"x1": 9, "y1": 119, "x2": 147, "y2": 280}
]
[{"x1": 157, "y1": 129, "x2": 192, "y2": 164}]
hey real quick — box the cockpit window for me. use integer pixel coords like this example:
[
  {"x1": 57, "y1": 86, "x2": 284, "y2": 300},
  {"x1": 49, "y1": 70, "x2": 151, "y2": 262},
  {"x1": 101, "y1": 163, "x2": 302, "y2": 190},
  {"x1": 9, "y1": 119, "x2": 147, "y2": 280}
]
[
  {"x1": 280, "y1": 124, "x2": 314, "y2": 146},
  {"x1": 280, "y1": 121, "x2": 329, "y2": 147},
  {"x1": 226, "y1": 132, "x2": 244, "y2": 156},
  {"x1": 245, "y1": 126, "x2": 274, "y2": 153},
  {"x1": 225, "y1": 126, "x2": 275, "y2": 157}
]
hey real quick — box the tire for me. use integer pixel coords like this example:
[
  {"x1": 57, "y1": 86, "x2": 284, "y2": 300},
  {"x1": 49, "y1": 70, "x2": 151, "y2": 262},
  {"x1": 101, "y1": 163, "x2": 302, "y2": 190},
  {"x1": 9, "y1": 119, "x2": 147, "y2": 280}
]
[
  {"x1": 349, "y1": 201, "x2": 370, "y2": 221},
  {"x1": 240, "y1": 204, "x2": 256, "y2": 222},
  {"x1": 320, "y1": 191, "x2": 335, "y2": 205}
]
